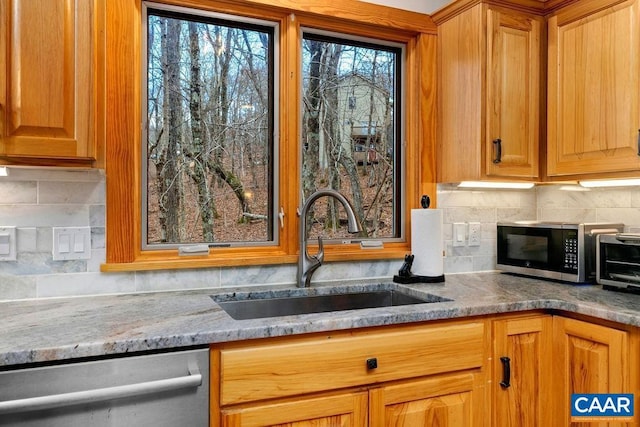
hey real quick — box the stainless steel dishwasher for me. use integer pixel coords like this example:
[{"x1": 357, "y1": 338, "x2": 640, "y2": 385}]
[{"x1": 0, "y1": 348, "x2": 209, "y2": 427}]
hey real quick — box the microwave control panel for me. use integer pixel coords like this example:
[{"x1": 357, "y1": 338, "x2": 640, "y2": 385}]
[{"x1": 563, "y1": 231, "x2": 578, "y2": 271}]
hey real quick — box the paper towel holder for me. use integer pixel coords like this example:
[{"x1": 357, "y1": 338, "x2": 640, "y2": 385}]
[{"x1": 393, "y1": 254, "x2": 445, "y2": 284}]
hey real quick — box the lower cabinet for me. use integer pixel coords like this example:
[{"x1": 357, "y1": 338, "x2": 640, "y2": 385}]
[
  {"x1": 493, "y1": 314, "x2": 633, "y2": 427},
  {"x1": 370, "y1": 372, "x2": 485, "y2": 426},
  {"x1": 211, "y1": 313, "x2": 636, "y2": 427},
  {"x1": 492, "y1": 315, "x2": 553, "y2": 427},
  {"x1": 552, "y1": 316, "x2": 630, "y2": 426},
  {"x1": 221, "y1": 372, "x2": 485, "y2": 427},
  {"x1": 221, "y1": 390, "x2": 369, "y2": 426},
  {"x1": 210, "y1": 320, "x2": 488, "y2": 427}
]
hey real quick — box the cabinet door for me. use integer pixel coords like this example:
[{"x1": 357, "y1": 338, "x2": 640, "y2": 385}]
[
  {"x1": 220, "y1": 391, "x2": 368, "y2": 427},
  {"x1": 493, "y1": 315, "x2": 552, "y2": 427},
  {"x1": 0, "y1": 0, "x2": 103, "y2": 164},
  {"x1": 437, "y1": 3, "x2": 484, "y2": 183},
  {"x1": 553, "y1": 317, "x2": 629, "y2": 426},
  {"x1": 547, "y1": 0, "x2": 640, "y2": 177},
  {"x1": 436, "y1": 4, "x2": 541, "y2": 182},
  {"x1": 486, "y1": 8, "x2": 542, "y2": 178},
  {"x1": 369, "y1": 373, "x2": 486, "y2": 427}
]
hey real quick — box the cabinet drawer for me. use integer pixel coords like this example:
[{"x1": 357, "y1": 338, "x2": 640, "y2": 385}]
[{"x1": 218, "y1": 321, "x2": 485, "y2": 405}]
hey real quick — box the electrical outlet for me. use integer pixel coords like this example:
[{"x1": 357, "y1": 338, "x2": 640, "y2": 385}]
[
  {"x1": 468, "y1": 222, "x2": 481, "y2": 246},
  {"x1": 453, "y1": 222, "x2": 466, "y2": 247}
]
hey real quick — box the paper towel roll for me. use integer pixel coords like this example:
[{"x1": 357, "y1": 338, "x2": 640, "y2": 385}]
[{"x1": 411, "y1": 209, "x2": 444, "y2": 277}]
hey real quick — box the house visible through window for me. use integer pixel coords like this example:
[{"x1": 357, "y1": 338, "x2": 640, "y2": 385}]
[
  {"x1": 143, "y1": 4, "x2": 277, "y2": 249},
  {"x1": 301, "y1": 31, "x2": 403, "y2": 240}
]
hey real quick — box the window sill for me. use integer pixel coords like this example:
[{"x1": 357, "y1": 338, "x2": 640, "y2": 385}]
[{"x1": 100, "y1": 245, "x2": 408, "y2": 272}]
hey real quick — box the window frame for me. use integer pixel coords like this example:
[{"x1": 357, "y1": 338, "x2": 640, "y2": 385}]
[
  {"x1": 300, "y1": 28, "x2": 406, "y2": 243},
  {"x1": 102, "y1": 0, "x2": 437, "y2": 272},
  {"x1": 141, "y1": 2, "x2": 280, "y2": 250}
]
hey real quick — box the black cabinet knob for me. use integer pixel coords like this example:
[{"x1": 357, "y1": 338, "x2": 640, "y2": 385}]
[{"x1": 366, "y1": 358, "x2": 378, "y2": 370}]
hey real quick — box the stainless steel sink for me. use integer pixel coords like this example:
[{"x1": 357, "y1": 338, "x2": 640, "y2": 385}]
[{"x1": 212, "y1": 288, "x2": 452, "y2": 320}]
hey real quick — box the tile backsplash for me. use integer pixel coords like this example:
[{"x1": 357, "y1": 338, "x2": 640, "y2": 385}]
[
  {"x1": 1, "y1": 169, "x2": 639, "y2": 301},
  {"x1": 438, "y1": 183, "x2": 640, "y2": 273}
]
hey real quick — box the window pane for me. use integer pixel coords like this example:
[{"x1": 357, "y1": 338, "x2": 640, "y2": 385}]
[
  {"x1": 144, "y1": 7, "x2": 275, "y2": 247},
  {"x1": 301, "y1": 33, "x2": 402, "y2": 240}
]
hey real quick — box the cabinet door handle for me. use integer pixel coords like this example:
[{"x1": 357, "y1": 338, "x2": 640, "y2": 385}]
[
  {"x1": 637, "y1": 129, "x2": 640, "y2": 156},
  {"x1": 499, "y1": 356, "x2": 511, "y2": 388},
  {"x1": 493, "y1": 138, "x2": 502, "y2": 164},
  {"x1": 366, "y1": 358, "x2": 378, "y2": 370}
]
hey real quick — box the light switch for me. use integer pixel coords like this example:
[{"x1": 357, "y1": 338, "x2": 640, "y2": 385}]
[
  {"x1": 53, "y1": 227, "x2": 91, "y2": 260},
  {"x1": 453, "y1": 222, "x2": 466, "y2": 247},
  {"x1": 0, "y1": 227, "x2": 17, "y2": 261},
  {"x1": 73, "y1": 234, "x2": 84, "y2": 252},
  {"x1": 58, "y1": 234, "x2": 71, "y2": 253},
  {"x1": 0, "y1": 234, "x2": 10, "y2": 255}
]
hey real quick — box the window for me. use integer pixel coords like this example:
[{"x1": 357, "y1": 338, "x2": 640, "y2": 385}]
[
  {"x1": 103, "y1": 0, "x2": 435, "y2": 270},
  {"x1": 143, "y1": 4, "x2": 277, "y2": 249},
  {"x1": 301, "y1": 31, "x2": 403, "y2": 241}
]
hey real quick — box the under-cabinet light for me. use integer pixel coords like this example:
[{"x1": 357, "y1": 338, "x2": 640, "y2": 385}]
[
  {"x1": 0, "y1": 167, "x2": 8, "y2": 177},
  {"x1": 557, "y1": 185, "x2": 590, "y2": 192},
  {"x1": 579, "y1": 179, "x2": 640, "y2": 188},
  {"x1": 458, "y1": 181, "x2": 535, "y2": 189}
]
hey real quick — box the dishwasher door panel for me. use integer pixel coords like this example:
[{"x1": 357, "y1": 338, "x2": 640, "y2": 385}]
[{"x1": 0, "y1": 348, "x2": 209, "y2": 427}]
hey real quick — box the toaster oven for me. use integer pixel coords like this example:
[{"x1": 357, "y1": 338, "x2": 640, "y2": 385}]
[{"x1": 597, "y1": 233, "x2": 640, "y2": 292}]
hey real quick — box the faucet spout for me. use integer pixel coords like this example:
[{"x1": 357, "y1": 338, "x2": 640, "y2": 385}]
[{"x1": 297, "y1": 189, "x2": 362, "y2": 288}]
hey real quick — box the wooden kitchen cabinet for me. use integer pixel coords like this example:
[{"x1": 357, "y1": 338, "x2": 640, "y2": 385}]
[
  {"x1": 435, "y1": 3, "x2": 543, "y2": 182},
  {"x1": 369, "y1": 372, "x2": 485, "y2": 426},
  {"x1": 221, "y1": 391, "x2": 368, "y2": 427},
  {"x1": 0, "y1": 0, "x2": 104, "y2": 167},
  {"x1": 547, "y1": 0, "x2": 640, "y2": 177},
  {"x1": 493, "y1": 313, "x2": 635, "y2": 426},
  {"x1": 210, "y1": 320, "x2": 488, "y2": 427},
  {"x1": 552, "y1": 316, "x2": 629, "y2": 426},
  {"x1": 492, "y1": 315, "x2": 553, "y2": 427}
]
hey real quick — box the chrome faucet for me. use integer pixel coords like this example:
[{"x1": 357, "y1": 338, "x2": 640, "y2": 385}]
[{"x1": 298, "y1": 189, "x2": 362, "y2": 287}]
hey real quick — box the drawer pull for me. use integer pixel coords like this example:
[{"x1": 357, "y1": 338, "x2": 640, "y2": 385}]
[
  {"x1": 366, "y1": 358, "x2": 378, "y2": 370},
  {"x1": 499, "y1": 356, "x2": 511, "y2": 388}
]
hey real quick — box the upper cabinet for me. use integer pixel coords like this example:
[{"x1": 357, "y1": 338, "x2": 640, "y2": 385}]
[
  {"x1": 547, "y1": 0, "x2": 640, "y2": 177},
  {"x1": 0, "y1": 0, "x2": 104, "y2": 167},
  {"x1": 435, "y1": 4, "x2": 543, "y2": 182}
]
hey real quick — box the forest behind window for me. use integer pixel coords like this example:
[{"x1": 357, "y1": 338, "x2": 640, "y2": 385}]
[
  {"x1": 144, "y1": 6, "x2": 275, "y2": 248},
  {"x1": 143, "y1": 4, "x2": 403, "y2": 250},
  {"x1": 302, "y1": 33, "x2": 402, "y2": 241}
]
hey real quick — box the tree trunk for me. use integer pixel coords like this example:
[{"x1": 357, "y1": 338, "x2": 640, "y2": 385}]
[
  {"x1": 302, "y1": 40, "x2": 324, "y2": 234},
  {"x1": 322, "y1": 44, "x2": 366, "y2": 235},
  {"x1": 186, "y1": 22, "x2": 215, "y2": 241},
  {"x1": 158, "y1": 19, "x2": 183, "y2": 243}
]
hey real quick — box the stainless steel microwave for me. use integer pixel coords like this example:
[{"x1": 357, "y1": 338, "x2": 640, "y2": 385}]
[
  {"x1": 597, "y1": 233, "x2": 640, "y2": 292},
  {"x1": 497, "y1": 222, "x2": 623, "y2": 283}
]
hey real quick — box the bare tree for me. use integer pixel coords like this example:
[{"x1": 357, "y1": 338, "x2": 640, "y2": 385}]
[
  {"x1": 304, "y1": 40, "x2": 366, "y2": 235},
  {"x1": 185, "y1": 22, "x2": 215, "y2": 241},
  {"x1": 203, "y1": 27, "x2": 252, "y2": 221},
  {"x1": 302, "y1": 40, "x2": 323, "y2": 235},
  {"x1": 156, "y1": 18, "x2": 183, "y2": 243}
]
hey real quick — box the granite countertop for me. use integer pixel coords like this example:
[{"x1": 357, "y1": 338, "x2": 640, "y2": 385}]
[{"x1": 2, "y1": 271, "x2": 640, "y2": 368}]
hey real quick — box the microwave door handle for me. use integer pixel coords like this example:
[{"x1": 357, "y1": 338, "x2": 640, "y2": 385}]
[
  {"x1": 615, "y1": 234, "x2": 640, "y2": 242},
  {"x1": 589, "y1": 228, "x2": 624, "y2": 236}
]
